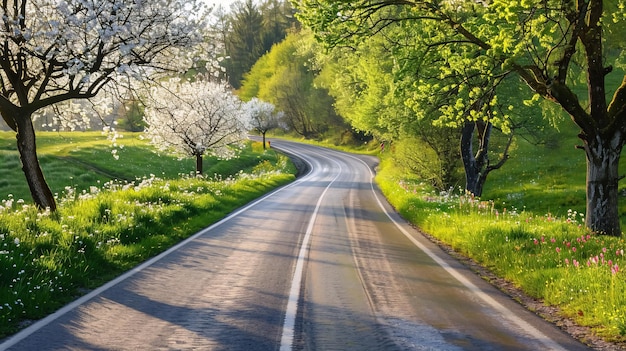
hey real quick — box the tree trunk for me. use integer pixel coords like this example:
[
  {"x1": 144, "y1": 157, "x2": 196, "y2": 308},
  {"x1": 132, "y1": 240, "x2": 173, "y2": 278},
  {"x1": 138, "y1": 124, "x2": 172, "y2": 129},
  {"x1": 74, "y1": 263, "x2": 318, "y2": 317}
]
[
  {"x1": 15, "y1": 114, "x2": 57, "y2": 211},
  {"x1": 584, "y1": 133, "x2": 622, "y2": 236},
  {"x1": 460, "y1": 121, "x2": 491, "y2": 196},
  {"x1": 262, "y1": 131, "x2": 267, "y2": 150},
  {"x1": 196, "y1": 153, "x2": 203, "y2": 175}
]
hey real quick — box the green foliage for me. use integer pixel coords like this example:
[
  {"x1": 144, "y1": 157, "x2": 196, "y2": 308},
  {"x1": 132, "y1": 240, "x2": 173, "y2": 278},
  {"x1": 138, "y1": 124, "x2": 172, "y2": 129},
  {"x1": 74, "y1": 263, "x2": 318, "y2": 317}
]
[
  {"x1": 239, "y1": 29, "x2": 347, "y2": 139},
  {"x1": 0, "y1": 137, "x2": 296, "y2": 337},
  {"x1": 222, "y1": 0, "x2": 297, "y2": 88},
  {"x1": 393, "y1": 136, "x2": 463, "y2": 191},
  {"x1": 315, "y1": 32, "x2": 403, "y2": 141}
]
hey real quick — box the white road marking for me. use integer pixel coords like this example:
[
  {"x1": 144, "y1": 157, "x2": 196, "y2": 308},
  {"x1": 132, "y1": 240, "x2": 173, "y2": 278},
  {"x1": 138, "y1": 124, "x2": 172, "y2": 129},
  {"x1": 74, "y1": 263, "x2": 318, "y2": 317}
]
[
  {"x1": 346, "y1": 153, "x2": 568, "y2": 351},
  {"x1": 0, "y1": 158, "x2": 312, "y2": 351},
  {"x1": 278, "y1": 147, "x2": 342, "y2": 351}
]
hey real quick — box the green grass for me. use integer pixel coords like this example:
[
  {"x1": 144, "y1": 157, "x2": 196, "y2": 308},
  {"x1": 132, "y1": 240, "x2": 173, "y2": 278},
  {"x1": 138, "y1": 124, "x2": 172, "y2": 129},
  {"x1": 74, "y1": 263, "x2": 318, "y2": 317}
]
[
  {"x1": 0, "y1": 131, "x2": 288, "y2": 201},
  {"x1": 374, "y1": 125, "x2": 626, "y2": 344},
  {"x1": 0, "y1": 132, "x2": 296, "y2": 337}
]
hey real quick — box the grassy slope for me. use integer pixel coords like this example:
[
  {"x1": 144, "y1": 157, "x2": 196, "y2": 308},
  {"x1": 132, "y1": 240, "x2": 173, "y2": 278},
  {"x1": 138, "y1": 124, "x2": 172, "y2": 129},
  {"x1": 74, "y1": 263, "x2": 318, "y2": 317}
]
[
  {"x1": 482, "y1": 121, "x2": 626, "y2": 226},
  {"x1": 0, "y1": 131, "x2": 274, "y2": 202},
  {"x1": 0, "y1": 132, "x2": 296, "y2": 337}
]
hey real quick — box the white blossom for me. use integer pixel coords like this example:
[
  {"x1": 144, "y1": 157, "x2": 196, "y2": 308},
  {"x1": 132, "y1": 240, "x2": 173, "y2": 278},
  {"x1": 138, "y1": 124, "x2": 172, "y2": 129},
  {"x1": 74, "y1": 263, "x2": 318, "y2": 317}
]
[{"x1": 144, "y1": 78, "x2": 249, "y2": 164}]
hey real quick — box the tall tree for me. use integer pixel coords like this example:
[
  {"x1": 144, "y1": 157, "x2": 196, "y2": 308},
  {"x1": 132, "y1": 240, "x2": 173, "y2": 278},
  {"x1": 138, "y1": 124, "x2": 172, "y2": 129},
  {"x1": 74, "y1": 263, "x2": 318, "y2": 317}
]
[
  {"x1": 259, "y1": 0, "x2": 297, "y2": 53},
  {"x1": 144, "y1": 79, "x2": 248, "y2": 175},
  {"x1": 214, "y1": 0, "x2": 297, "y2": 88},
  {"x1": 0, "y1": 0, "x2": 204, "y2": 211},
  {"x1": 224, "y1": 0, "x2": 264, "y2": 88},
  {"x1": 295, "y1": 0, "x2": 626, "y2": 236}
]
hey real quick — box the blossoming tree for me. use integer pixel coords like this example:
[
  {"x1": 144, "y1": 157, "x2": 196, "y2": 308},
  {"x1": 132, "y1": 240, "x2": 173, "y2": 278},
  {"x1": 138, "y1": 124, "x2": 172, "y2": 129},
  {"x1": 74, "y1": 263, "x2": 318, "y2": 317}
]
[
  {"x1": 245, "y1": 98, "x2": 283, "y2": 149},
  {"x1": 0, "y1": 0, "x2": 205, "y2": 211},
  {"x1": 144, "y1": 79, "x2": 249, "y2": 175}
]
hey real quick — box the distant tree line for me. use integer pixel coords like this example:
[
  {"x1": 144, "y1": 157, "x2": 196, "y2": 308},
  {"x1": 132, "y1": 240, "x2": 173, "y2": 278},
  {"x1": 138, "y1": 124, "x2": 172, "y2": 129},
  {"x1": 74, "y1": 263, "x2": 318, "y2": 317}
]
[{"x1": 212, "y1": 0, "x2": 298, "y2": 89}]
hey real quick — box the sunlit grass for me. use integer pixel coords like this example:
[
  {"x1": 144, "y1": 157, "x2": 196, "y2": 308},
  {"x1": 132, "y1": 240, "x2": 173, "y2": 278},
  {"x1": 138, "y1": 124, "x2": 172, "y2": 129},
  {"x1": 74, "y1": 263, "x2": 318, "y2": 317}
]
[
  {"x1": 0, "y1": 134, "x2": 296, "y2": 337},
  {"x1": 376, "y1": 133, "x2": 626, "y2": 342}
]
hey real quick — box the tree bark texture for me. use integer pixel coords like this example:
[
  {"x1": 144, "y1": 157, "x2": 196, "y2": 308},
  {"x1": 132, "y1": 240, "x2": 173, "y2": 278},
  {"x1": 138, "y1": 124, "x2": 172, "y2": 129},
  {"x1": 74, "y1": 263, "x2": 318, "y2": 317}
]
[
  {"x1": 15, "y1": 114, "x2": 57, "y2": 211},
  {"x1": 460, "y1": 121, "x2": 491, "y2": 197},
  {"x1": 584, "y1": 133, "x2": 623, "y2": 236}
]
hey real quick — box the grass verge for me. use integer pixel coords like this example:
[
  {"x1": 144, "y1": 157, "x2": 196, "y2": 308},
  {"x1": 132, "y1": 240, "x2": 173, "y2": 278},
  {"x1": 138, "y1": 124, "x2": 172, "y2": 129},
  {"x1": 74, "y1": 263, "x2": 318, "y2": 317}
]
[
  {"x1": 375, "y1": 136, "x2": 626, "y2": 344},
  {"x1": 0, "y1": 134, "x2": 296, "y2": 338}
]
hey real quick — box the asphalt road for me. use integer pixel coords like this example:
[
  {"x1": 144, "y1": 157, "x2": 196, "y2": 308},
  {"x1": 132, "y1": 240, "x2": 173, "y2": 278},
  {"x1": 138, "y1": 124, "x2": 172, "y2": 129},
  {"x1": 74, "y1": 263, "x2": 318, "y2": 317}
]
[{"x1": 0, "y1": 140, "x2": 592, "y2": 350}]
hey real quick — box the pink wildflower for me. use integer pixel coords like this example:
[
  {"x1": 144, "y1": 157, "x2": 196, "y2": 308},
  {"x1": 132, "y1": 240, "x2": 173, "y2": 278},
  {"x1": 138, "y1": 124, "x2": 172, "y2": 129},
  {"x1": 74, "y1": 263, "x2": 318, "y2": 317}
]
[
  {"x1": 602, "y1": 247, "x2": 607, "y2": 253},
  {"x1": 573, "y1": 259, "x2": 580, "y2": 268},
  {"x1": 572, "y1": 247, "x2": 577, "y2": 253},
  {"x1": 612, "y1": 264, "x2": 620, "y2": 275},
  {"x1": 556, "y1": 247, "x2": 561, "y2": 253},
  {"x1": 565, "y1": 258, "x2": 570, "y2": 266},
  {"x1": 534, "y1": 239, "x2": 539, "y2": 245}
]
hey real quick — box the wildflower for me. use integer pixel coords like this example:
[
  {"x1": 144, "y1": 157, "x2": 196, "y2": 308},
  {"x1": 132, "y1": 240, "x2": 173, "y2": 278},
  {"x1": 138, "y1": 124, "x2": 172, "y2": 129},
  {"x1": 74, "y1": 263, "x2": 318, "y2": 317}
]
[
  {"x1": 612, "y1": 264, "x2": 620, "y2": 275},
  {"x1": 603, "y1": 247, "x2": 607, "y2": 253},
  {"x1": 556, "y1": 247, "x2": 561, "y2": 253},
  {"x1": 533, "y1": 239, "x2": 539, "y2": 245},
  {"x1": 572, "y1": 247, "x2": 577, "y2": 252},
  {"x1": 565, "y1": 258, "x2": 570, "y2": 266},
  {"x1": 573, "y1": 259, "x2": 580, "y2": 268}
]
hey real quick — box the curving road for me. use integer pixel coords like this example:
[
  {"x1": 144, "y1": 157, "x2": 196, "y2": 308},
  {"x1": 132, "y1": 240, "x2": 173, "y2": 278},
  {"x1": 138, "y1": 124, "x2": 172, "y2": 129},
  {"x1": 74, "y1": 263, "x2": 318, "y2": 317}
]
[{"x1": 0, "y1": 140, "x2": 591, "y2": 351}]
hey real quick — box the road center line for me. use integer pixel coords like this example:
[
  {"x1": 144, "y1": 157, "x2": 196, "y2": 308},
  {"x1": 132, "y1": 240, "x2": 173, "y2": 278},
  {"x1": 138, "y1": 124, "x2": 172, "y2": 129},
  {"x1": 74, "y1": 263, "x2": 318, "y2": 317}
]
[{"x1": 278, "y1": 148, "x2": 342, "y2": 351}]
